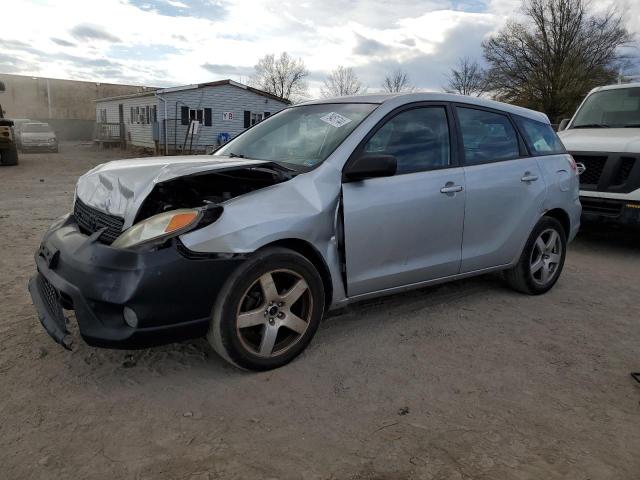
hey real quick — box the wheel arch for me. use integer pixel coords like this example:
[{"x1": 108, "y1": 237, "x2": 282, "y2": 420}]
[
  {"x1": 257, "y1": 238, "x2": 333, "y2": 311},
  {"x1": 543, "y1": 208, "x2": 571, "y2": 237}
]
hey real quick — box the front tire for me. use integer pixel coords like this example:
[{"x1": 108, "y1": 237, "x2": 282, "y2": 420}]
[
  {"x1": 504, "y1": 216, "x2": 567, "y2": 295},
  {"x1": 208, "y1": 247, "x2": 325, "y2": 371}
]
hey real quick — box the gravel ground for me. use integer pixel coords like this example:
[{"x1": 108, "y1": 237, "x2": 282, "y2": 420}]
[{"x1": 1, "y1": 143, "x2": 639, "y2": 480}]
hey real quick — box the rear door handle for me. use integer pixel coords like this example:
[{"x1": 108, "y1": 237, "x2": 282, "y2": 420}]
[
  {"x1": 521, "y1": 172, "x2": 539, "y2": 182},
  {"x1": 440, "y1": 184, "x2": 464, "y2": 194}
]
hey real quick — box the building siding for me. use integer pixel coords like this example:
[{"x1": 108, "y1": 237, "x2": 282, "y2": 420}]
[
  {"x1": 95, "y1": 82, "x2": 288, "y2": 152},
  {"x1": 159, "y1": 84, "x2": 288, "y2": 151},
  {"x1": 96, "y1": 94, "x2": 157, "y2": 148}
]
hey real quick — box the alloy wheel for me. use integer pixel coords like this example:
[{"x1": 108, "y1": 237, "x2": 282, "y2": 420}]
[
  {"x1": 529, "y1": 228, "x2": 562, "y2": 286},
  {"x1": 235, "y1": 269, "x2": 313, "y2": 358}
]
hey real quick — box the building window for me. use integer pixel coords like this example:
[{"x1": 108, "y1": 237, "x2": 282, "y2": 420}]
[
  {"x1": 98, "y1": 108, "x2": 107, "y2": 123},
  {"x1": 181, "y1": 106, "x2": 212, "y2": 126},
  {"x1": 128, "y1": 105, "x2": 156, "y2": 124},
  {"x1": 251, "y1": 112, "x2": 264, "y2": 126},
  {"x1": 189, "y1": 108, "x2": 204, "y2": 123},
  {"x1": 245, "y1": 110, "x2": 267, "y2": 128}
]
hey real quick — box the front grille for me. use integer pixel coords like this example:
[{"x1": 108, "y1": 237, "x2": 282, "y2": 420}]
[
  {"x1": 573, "y1": 155, "x2": 607, "y2": 186},
  {"x1": 571, "y1": 152, "x2": 640, "y2": 193},
  {"x1": 612, "y1": 157, "x2": 636, "y2": 186},
  {"x1": 580, "y1": 197, "x2": 624, "y2": 218},
  {"x1": 36, "y1": 274, "x2": 65, "y2": 322},
  {"x1": 73, "y1": 197, "x2": 124, "y2": 244}
]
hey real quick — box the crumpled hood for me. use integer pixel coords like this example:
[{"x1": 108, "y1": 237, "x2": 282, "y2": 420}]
[
  {"x1": 559, "y1": 128, "x2": 640, "y2": 153},
  {"x1": 75, "y1": 155, "x2": 269, "y2": 223}
]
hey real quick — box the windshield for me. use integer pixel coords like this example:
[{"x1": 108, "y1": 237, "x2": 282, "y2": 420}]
[
  {"x1": 215, "y1": 103, "x2": 377, "y2": 168},
  {"x1": 23, "y1": 124, "x2": 52, "y2": 133},
  {"x1": 571, "y1": 87, "x2": 640, "y2": 128}
]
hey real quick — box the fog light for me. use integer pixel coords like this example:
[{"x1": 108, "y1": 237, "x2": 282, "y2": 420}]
[{"x1": 123, "y1": 306, "x2": 138, "y2": 328}]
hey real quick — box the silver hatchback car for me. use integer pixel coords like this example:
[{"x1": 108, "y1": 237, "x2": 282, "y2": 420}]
[{"x1": 29, "y1": 93, "x2": 581, "y2": 370}]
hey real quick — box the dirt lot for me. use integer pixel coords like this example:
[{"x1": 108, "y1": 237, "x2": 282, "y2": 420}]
[{"x1": 1, "y1": 143, "x2": 639, "y2": 480}]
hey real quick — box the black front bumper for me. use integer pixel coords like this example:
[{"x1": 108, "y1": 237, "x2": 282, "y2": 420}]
[
  {"x1": 29, "y1": 215, "x2": 245, "y2": 349},
  {"x1": 580, "y1": 197, "x2": 640, "y2": 226}
]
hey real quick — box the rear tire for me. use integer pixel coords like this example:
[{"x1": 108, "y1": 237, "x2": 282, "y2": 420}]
[
  {"x1": 208, "y1": 247, "x2": 325, "y2": 371},
  {"x1": 0, "y1": 146, "x2": 19, "y2": 166},
  {"x1": 504, "y1": 216, "x2": 567, "y2": 295}
]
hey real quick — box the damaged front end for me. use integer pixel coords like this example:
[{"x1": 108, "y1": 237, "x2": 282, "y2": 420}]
[
  {"x1": 28, "y1": 156, "x2": 298, "y2": 349},
  {"x1": 76, "y1": 158, "x2": 294, "y2": 250}
]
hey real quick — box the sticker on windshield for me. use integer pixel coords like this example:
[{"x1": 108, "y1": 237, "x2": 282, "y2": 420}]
[{"x1": 319, "y1": 112, "x2": 352, "y2": 128}]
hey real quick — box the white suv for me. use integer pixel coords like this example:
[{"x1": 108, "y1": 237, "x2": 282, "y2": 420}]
[{"x1": 558, "y1": 83, "x2": 640, "y2": 225}]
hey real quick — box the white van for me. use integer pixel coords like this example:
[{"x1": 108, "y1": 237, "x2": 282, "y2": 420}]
[{"x1": 558, "y1": 83, "x2": 640, "y2": 225}]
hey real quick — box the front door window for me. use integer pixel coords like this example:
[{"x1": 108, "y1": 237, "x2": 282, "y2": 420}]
[{"x1": 364, "y1": 107, "x2": 450, "y2": 174}]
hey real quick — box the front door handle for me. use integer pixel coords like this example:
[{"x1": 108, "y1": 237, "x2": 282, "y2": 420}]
[
  {"x1": 440, "y1": 184, "x2": 464, "y2": 194},
  {"x1": 521, "y1": 172, "x2": 539, "y2": 182}
]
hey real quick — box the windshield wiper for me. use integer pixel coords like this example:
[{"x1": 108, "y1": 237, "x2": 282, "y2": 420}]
[
  {"x1": 572, "y1": 123, "x2": 610, "y2": 129},
  {"x1": 228, "y1": 152, "x2": 245, "y2": 158}
]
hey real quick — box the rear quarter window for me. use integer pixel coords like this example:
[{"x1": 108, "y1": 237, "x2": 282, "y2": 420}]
[{"x1": 514, "y1": 116, "x2": 566, "y2": 156}]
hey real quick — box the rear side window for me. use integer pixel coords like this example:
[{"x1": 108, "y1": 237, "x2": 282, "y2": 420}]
[
  {"x1": 364, "y1": 107, "x2": 450, "y2": 174},
  {"x1": 514, "y1": 116, "x2": 566, "y2": 155},
  {"x1": 457, "y1": 107, "x2": 520, "y2": 165}
]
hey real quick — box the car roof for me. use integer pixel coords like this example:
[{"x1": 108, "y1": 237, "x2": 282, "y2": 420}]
[
  {"x1": 588, "y1": 82, "x2": 640, "y2": 94},
  {"x1": 299, "y1": 92, "x2": 550, "y2": 124}
]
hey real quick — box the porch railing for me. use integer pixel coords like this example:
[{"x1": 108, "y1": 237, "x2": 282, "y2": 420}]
[{"x1": 93, "y1": 123, "x2": 123, "y2": 142}]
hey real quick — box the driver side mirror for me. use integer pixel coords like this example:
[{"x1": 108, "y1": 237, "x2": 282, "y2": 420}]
[
  {"x1": 343, "y1": 154, "x2": 397, "y2": 182},
  {"x1": 558, "y1": 118, "x2": 570, "y2": 131}
]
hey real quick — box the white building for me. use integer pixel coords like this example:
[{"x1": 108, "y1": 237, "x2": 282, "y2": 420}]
[{"x1": 94, "y1": 80, "x2": 290, "y2": 153}]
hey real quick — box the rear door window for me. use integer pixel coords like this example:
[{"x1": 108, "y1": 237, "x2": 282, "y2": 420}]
[
  {"x1": 514, "y1": 116, "x2": 566, "y2": 155},
  {"x1": 363, "y1": 107, "x2": 451, "y2": 174},
  {"x1": 456, "y1": 107, "x2": 520, "y2": 165}
]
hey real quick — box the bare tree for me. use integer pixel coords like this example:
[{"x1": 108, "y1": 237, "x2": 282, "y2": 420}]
[
  {"x1": 250, "y1": 52, "x2": 309, "y2": 102},
  {"x1": 382, "y1": 68, "x2": 414, "y2": 93},
  {"x1": 483, "y1": 0, "x2": 632, "y2": 121},
  {"x1": 445, "y1": 57, "x2": 488, "y2": 97},
  {"x1": 321, "y1": 66, "x2": 364, "y2": 97}
]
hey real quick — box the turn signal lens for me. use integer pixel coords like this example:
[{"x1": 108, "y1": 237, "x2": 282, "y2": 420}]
[
  {"x1": 165, "y1": 212, "x2": 198, "y2": 233},
  {"x1": 111, "y1": 208, "x2": 201, "y2": 249}
]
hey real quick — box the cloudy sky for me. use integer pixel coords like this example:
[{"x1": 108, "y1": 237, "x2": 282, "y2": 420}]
[{"x1": 1, "y1": 0, "x2": 639, "y2": 97}]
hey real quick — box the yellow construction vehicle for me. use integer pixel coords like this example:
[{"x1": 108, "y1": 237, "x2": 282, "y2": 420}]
[{"x1": 0, "y1": 80, "x2": 19, "y2": 166}]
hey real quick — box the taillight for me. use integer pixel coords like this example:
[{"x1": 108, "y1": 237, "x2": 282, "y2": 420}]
[{"x1": 567, "y1": 155, "x2": 577, "y2": 173}]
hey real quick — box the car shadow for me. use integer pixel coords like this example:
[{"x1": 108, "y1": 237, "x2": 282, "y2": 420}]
[{"x1": 573, "y1": 222, "x2": 640, "y2": 253}]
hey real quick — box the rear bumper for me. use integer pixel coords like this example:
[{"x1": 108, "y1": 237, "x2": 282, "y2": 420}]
[
  {"x1": 580, "y1": 196, "x2": 640, "y2": 225},
  {"x1": 29, "y1": 215, "x2": 245, "y2": 349}
]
